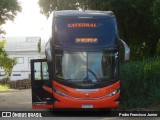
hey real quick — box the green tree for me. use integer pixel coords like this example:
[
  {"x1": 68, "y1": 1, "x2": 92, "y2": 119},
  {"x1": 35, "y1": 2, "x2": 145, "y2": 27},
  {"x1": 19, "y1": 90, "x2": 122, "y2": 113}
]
[
  {"x1": 104, "y1": 0, "x2": 160, "y2": 59},
  {"x1": 0, "y1": 39, "x2": 16, "y2": 79},
  {"x1": 152, "y1": 0, "x2": 160, "y2": 56},
  {"x1": 0, "y1": 0, "x2": 21, "y2": 79},
  {"x1": 152, "y1": 0, "x2": 160, "y2": 27},
  {"x1": 0, "y1": 0, "x2": 21, "y2": 34},
  {"x1": 38, "y1": 0, "x2": 101, "y2": 17}
]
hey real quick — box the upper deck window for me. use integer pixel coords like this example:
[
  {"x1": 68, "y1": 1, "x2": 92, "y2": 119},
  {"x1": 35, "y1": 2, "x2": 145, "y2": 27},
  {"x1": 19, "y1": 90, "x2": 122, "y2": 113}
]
[{"x1": 54, "y1": 17, "x2": 118, "y2": 46}]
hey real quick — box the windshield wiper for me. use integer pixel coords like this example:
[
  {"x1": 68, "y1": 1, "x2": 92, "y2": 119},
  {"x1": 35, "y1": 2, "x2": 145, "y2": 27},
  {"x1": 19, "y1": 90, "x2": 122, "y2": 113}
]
[{"x1": 98, "y1": 77, "x2": 119, "y2": 82}]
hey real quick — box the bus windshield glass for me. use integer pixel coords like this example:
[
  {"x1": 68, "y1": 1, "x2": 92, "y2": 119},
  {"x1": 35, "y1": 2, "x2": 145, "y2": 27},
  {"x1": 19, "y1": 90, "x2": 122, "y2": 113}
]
[
  {"x1": 55, "y1": 51, "x2": 119, "y2": 84},
  {"x1": 54, "y1": 17, "x2": 118, "y2": 47}
]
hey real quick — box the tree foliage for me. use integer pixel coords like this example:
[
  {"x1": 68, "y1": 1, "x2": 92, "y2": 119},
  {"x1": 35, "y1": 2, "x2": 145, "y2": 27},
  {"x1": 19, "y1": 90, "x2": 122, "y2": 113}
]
[
  {"x1": 0, "y1": 39, "x2": 16, "y2": 79},
  {"x1": 0, "y1": 0, "x2": 21, "y2": 34},
  {"x1": 105, "y1": 0, "x2": 160, "y2": 59},
  {"x1": 152, "y1": 0, "x2": 160, "y2": 28},
  {"x1": 38, "y1": 0, "x2": 160, "y2": 60},
  {"x1": 0, "y1": 0, "x2": 20, "y2": 79},
  {"x1": 38, "y1": 0, "x2": 101, "y2": 17}
]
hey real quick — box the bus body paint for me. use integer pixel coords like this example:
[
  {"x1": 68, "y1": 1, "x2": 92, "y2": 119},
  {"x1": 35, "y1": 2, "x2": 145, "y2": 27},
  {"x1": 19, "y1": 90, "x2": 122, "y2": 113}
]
[{"x1": 52, "y1": 81, "x2": 120, "y2": 108}]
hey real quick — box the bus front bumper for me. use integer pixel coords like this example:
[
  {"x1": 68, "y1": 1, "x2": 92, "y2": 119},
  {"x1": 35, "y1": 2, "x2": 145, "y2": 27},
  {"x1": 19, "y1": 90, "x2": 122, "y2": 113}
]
[{"x1": 53, "y1": 92, "x2": 120, "y2": 109}]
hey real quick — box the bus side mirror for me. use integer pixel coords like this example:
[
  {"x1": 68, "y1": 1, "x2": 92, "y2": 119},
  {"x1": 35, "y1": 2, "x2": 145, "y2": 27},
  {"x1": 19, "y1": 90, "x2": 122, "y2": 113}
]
[
  {"x1": 45, "y1": 39, "x2": 52, "y2": 61},
  {"x1": 120, "y1": 39, "x2": 130, "y2": 61}
]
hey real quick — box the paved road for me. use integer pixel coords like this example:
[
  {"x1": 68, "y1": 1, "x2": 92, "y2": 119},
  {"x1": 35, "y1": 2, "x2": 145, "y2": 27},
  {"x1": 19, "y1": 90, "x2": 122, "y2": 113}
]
[
  {"x1": 0, "y1": 89, "x2": 110, "y2": 119},
  {"x1": 0, "y1": 89, "x2": 43, "y2": 111},
  {"x1": 0, "y1": 89, "x2": 159, "y2": 120}
]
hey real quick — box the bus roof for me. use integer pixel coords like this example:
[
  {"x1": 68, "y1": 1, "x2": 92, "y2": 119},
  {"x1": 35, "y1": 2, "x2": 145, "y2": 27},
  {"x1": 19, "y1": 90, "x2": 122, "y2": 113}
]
[{"x1": 53, "y1": 10, "x2": 115, "y2": 18}]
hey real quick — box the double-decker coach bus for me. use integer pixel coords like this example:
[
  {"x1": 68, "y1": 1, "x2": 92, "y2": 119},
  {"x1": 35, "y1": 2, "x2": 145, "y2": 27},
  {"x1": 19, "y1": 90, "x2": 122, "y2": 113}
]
[{"x1": 31, "y1": 10, "x2": 130, "y2": 109}]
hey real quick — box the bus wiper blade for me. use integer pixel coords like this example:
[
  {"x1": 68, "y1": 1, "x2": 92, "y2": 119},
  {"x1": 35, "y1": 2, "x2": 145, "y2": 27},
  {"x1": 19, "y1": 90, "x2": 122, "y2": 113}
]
[
  {"x1": 98, "y1": 77, "x2": 119, "y2": 82},
  {"x1": 77, "y1": 83, "x2": 95, "y2": 87}
]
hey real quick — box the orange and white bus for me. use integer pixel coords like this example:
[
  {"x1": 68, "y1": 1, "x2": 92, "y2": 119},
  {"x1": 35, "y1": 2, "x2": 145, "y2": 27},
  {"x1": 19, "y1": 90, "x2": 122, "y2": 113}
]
[{"x1": 31, "y1": 10, "x2": 130, "y2": 110}]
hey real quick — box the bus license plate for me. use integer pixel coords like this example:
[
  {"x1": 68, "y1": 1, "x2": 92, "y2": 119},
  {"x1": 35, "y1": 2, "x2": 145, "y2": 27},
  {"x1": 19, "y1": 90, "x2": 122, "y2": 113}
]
[{"x1": 82, "y1": 104, "x2": 93, "y2": 108}]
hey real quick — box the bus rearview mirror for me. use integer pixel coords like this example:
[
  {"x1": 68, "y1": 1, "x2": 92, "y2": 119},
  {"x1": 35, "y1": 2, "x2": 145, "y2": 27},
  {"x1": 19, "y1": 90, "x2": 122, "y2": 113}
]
[{"x1": 120, "y1": 39, "x2": 130, "y2": 61}]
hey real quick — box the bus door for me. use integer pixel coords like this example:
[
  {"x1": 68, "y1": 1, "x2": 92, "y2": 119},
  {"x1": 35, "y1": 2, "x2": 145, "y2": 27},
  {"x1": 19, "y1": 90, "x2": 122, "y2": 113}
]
[{"x1": 31, "y1": 59, "x2": 53, "y2": 109}]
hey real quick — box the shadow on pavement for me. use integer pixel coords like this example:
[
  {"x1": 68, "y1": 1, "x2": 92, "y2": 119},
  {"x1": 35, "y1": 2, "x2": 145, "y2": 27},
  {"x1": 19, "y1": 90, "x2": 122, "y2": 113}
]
[{"x1": 50, "y1": 109, "x2": 112, "y2": 117}]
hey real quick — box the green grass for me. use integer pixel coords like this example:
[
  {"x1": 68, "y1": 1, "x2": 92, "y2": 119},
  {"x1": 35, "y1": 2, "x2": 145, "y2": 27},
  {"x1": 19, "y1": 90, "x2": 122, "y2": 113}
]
[
  {"x1": 0, "y1": 85, "x2": 10, "y2": 90},
  {"x1": 120, "y1": 57, "x2": 160, "y2": 109}
]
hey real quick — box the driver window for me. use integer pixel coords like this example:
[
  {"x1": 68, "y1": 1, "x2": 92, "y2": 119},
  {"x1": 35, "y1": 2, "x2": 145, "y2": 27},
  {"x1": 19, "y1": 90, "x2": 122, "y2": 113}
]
[
  {"x1": 42, "y1": 62, "x2": 49, "y2": 80},
  {"x1": 34, "y1": 62, "x2": 41, "y2": 80}
]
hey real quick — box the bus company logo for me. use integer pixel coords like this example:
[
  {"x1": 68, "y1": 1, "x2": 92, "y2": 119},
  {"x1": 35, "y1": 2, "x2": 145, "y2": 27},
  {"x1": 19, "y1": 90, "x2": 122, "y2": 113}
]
[
  {"x1": 2, "y1": 112, "x2": 11, "y2": 117},
  {"x1": 85, "y1": 93, "x2": 90, "y2": 97}
]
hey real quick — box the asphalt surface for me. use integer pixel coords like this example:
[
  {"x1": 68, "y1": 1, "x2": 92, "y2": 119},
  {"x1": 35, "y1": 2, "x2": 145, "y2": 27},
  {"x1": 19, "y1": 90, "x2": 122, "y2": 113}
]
[{"x1": 0, "y1": 89, "x2": 159, "y2": 120}]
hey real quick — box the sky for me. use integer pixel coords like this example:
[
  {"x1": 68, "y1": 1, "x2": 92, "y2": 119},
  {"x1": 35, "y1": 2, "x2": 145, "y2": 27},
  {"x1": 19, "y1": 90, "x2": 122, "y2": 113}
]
[{"x1": 2, "y1": 0, "x2": 47, "y2": 37}]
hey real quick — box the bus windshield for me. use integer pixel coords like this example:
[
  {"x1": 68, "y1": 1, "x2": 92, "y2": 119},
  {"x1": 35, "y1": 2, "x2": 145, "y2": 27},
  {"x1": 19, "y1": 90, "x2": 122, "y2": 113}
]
[
  {"x1": 55, "y1": 50, "x2": 119, "y2": 84},
  {"x1": 54, "y1": 17, "x2": 118, "y2": 47}
]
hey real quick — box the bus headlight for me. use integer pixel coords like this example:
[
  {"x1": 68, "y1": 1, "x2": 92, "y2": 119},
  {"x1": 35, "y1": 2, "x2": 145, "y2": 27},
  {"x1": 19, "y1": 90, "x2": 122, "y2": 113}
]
[
  {"x1": 106, "y1": 88, "x2": 120, "y2": 97},
  {"x1": 54, "y1": 88, "x2": 67, "y2": 96}
]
